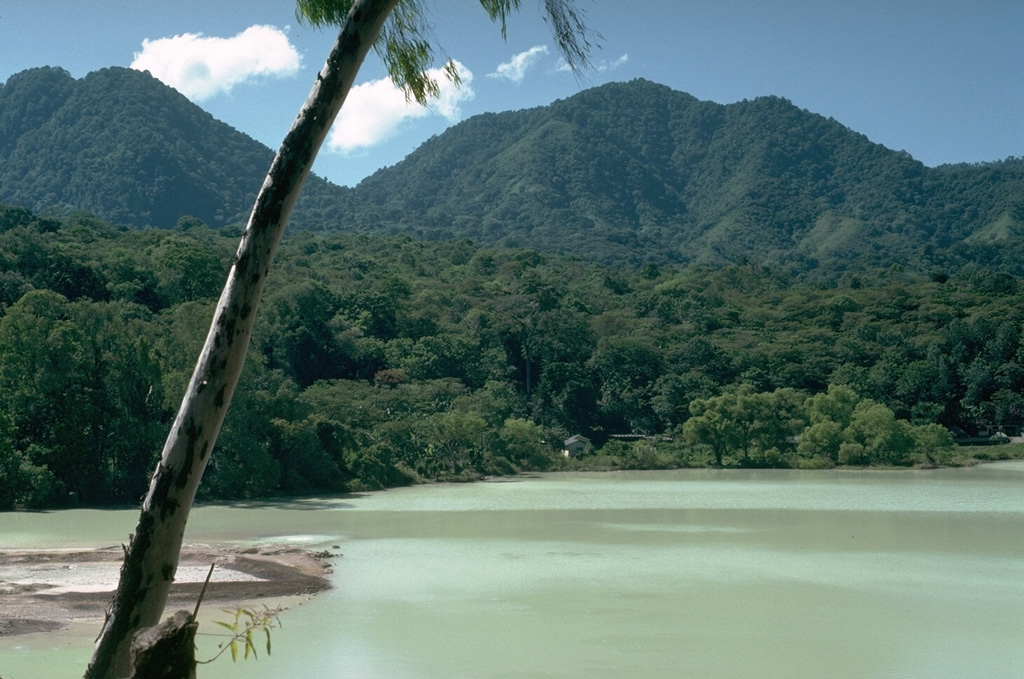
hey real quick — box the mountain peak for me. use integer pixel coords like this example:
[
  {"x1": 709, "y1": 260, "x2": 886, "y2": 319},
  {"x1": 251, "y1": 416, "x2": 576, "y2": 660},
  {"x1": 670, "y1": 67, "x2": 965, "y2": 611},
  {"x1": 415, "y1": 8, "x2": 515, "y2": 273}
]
[{"x1": 0, "y1": 65, "x2": 344, "y2": 229}]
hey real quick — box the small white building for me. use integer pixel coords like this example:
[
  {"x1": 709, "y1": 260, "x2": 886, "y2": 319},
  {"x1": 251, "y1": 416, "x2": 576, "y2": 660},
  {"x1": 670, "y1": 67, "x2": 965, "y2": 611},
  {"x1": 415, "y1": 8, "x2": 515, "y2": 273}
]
[{"x1": 562, "y1": 434, "x2": 591, "y2": 458}]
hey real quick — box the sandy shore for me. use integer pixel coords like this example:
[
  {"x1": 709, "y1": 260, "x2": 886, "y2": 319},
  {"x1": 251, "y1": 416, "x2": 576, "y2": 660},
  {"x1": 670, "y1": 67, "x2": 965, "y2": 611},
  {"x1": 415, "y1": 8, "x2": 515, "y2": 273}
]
[{"x1": 0, "y1": 544, "x2": 335, "y2": 637}]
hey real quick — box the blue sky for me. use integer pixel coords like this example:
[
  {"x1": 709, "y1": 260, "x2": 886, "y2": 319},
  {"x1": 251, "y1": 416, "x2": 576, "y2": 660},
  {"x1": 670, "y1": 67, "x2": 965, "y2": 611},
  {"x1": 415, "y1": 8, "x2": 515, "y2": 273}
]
[{"x1": 1, "y1": 1, "x2": 1021, "y2": 187}]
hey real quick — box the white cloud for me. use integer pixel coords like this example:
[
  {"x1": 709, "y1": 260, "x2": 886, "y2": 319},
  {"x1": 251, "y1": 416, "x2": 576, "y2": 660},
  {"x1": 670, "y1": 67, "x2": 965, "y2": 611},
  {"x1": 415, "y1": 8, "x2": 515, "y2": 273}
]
[
  {"x1": 131, "y1": 25, "x2": 300, "y2": 101},
  {"x1": 556, "y1": 53, "x2": 630, "y2": 74},
  {"x1": 488, "y1": 45, "x2": 549, "y2": 83},
  {"x1": 327, "y1": 61, "x2": 474, "y2": 153},
  {"x1": 606, "y1": 54, "x2": 630, "y2": 71}
]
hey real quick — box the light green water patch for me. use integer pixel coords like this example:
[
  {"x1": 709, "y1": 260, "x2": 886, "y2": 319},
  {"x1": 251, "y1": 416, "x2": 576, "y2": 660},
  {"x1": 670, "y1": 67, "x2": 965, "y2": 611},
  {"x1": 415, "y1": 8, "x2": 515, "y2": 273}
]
[
  {"x1": 303, "y1": 467, "x2": 1024, "y2": 514},
  {"x1": 3, "y1": 467, "x2": 1023, "y2": 678}
]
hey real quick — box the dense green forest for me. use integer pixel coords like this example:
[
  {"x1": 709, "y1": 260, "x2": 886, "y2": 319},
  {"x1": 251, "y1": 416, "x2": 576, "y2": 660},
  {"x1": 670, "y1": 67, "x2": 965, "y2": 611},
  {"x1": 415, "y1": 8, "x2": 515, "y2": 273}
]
[
  {"x1": 3, "y1": 69, "x2": 1023, "y2": 278},
  {"x1": 1, "y1": 202, "x2": 1022, "y2": 509}
]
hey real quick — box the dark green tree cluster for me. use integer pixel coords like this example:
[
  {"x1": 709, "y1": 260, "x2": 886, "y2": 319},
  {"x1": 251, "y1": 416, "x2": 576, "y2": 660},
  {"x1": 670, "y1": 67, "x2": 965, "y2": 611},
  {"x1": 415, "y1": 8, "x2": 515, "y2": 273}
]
[
  {"x1": 681, "y1": 384, "x2": 956, "y2": 468},
  {"x1": 1, "y1": 204, "x2": 1022, "y2": 507}
]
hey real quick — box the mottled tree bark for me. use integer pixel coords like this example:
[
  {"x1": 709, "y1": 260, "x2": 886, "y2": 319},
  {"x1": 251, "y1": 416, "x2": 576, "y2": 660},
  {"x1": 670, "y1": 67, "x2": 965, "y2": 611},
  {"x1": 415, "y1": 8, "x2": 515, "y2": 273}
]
[
  {"x1": 127, "y1": 611, "x2": 197, "y2": 679},
  {"x1": 85, "y1": 2, "x2": 400, "y2": 676}
]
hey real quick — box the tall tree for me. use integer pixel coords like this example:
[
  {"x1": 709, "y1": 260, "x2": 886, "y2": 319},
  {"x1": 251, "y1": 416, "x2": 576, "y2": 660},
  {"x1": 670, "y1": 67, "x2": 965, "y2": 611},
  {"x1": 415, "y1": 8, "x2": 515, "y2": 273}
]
[{"x1": 85, "y1": 1, "x2": 592, "y2": 676}]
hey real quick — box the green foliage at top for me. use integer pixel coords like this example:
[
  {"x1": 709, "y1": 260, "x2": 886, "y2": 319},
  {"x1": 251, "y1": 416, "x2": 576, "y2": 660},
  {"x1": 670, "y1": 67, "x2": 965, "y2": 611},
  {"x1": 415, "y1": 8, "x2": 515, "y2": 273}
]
[
  {"x1": 294, "y1": 0, "x2": 359, "y2": 26},
  {"x1": 298, "y1": 0, "x2": 457, "y2": 105},
  {"x1": 0, "y1": 204, "x2": 1021, "y2": 509},
  {"x1": 294, "y1": 0, "x2": 592, "y2": 104}
]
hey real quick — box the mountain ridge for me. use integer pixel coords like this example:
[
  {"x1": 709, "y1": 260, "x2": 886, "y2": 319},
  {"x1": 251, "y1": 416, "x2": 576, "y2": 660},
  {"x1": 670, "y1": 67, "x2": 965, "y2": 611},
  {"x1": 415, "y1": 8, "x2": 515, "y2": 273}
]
[
  {"x1": 1, "y1": 67, "x2": 1022, "y2": 276},
  {"x1": 347, "y1": 78, "x2": 1024, "y2": 271}
]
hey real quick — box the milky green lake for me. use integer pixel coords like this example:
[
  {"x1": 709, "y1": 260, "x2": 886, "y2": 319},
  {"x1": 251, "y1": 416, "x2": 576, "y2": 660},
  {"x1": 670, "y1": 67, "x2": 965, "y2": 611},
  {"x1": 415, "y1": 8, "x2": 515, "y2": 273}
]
[{"x1": 2, "y1": 464, "x2": 1023, "y2": 678}]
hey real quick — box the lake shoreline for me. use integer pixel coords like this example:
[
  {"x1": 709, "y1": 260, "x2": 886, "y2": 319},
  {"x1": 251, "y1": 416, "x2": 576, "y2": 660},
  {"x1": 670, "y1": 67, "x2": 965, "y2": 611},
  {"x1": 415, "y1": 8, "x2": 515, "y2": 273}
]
[{"x1": 0, "y1": 544, "x2": 335, "y2": 638}]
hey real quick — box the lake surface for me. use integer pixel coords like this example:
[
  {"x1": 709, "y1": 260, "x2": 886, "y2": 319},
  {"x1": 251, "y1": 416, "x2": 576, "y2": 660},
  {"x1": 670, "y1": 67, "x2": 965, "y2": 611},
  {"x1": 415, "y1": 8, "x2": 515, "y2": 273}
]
[{"x1": 2, "y1": 464, "x2": 1023, "y2": 678}]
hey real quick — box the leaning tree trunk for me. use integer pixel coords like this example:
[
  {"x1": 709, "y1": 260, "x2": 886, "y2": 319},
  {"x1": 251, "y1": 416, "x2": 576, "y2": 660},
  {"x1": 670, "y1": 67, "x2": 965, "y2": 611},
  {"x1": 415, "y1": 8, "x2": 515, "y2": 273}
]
[{"x1": 85, "y1": 2, "x2": 400, "y2": 676}]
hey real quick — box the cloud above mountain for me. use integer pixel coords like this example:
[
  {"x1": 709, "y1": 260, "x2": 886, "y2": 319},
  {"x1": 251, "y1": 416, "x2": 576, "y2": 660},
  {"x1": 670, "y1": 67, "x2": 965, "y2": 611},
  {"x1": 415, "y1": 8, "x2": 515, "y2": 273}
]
[
  {"x1": 328, "y1": 61, "x2": 474, "y2": 152},
  {"x1": 488, "y1": 46, "x2": 549, "y2": 83},
  {"x1": 130, "y1": 25, "x2": 300, "y2": 101},
  {"x1": 556, "y1": 53, "x2": 629, "y2": 74}
]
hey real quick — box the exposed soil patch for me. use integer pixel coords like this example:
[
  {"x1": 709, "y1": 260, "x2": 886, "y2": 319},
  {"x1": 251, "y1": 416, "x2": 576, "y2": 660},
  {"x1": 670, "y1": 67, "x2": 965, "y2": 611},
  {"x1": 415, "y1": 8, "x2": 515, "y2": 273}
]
[{"x1": 0, "y1": 544, "x2": 335, "y2": 637}]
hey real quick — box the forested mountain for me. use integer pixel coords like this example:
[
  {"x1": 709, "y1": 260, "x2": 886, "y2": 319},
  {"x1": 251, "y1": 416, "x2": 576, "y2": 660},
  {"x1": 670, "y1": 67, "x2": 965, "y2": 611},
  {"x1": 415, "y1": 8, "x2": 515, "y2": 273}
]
[
  {"x1": 350, "y1": 80, "x2": 1024, "y2": 273},
  {"x1": 0, "y1": 66, "x2": 349, "y2": 230},
  {"x1": 1, "y1": 68, "x2": 1022, "y2": 277}
]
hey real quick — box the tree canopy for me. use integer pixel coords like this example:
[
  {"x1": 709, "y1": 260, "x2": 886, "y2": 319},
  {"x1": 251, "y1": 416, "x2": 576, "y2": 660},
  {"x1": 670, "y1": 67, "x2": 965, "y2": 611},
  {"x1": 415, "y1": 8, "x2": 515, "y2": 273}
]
[{"x1": 1, "y1": 203, "x2": 1020, "y2": 512}]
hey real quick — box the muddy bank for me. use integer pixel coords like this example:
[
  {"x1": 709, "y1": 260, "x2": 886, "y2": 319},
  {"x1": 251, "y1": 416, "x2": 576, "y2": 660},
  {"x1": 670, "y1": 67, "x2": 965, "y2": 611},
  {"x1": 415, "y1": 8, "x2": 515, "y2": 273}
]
[{"x1": 0, "y1": 544, "x2": 335, "y2": 637}]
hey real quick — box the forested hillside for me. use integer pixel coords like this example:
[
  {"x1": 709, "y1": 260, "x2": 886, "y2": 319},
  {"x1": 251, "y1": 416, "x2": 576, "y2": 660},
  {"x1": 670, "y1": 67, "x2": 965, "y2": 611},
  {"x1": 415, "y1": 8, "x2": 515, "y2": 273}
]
[
  {"x1": 2, "y1": 68, "x2": 1022, "y2": 277},
  {"x1": 1, "y1": 204, "x2": 1022, "y2": 508},
  {"x1": 349, "y1": 80, "x2": 1024, "y2": 272},
  {"x1": 0, "y1": 66, "x2": 350, "y2": 230}
]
